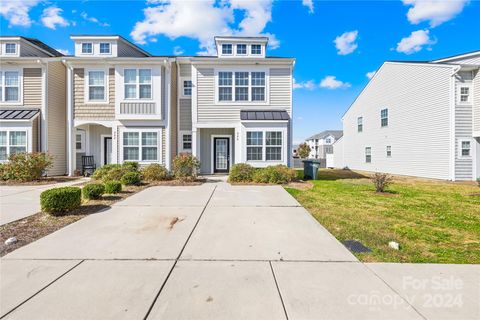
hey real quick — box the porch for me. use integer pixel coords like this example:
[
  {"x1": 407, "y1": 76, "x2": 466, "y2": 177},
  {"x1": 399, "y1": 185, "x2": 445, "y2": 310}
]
[{"x1": 196, "y1": 128, "x2": 235, "y2": 175}]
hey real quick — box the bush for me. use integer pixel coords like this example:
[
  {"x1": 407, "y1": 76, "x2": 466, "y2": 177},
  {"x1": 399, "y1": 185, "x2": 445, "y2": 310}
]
[
  {"x1": 104, "y1": 180, "x2": 122, "y2": 194},
  {"x1": 252, "y1": 165, "x2": 296, "y2": 184},
  {"x1": 172, "y1": 154, "x2": 200, "y2": 181},
  {"x1": 372, "y1": 173, "x2": 393, "y2": 192},
  {"x1": 0, "y1": 152, "x2": 53, "y2": 181},
  {"x1": 82, "y1": 183, "x2": 105, "y2": 200},
  {"x1": 123, "y1": 161, "x2": 139, "y2": 171},
  {"x1": 141, "y1": 164, "x2": 169, "y2": 182},
  {"x1": 40, "y1": 187, "x2": 81, "y2": 216},
  {"x1": 228, "y1": 163, "x2": 255, "y2": 182},
  {"x1": 91, "y1": 164, "x2": 123, "y2": 180},
  {"x1": 92, "y1": 163, "x2": 138, "y2": 182},
  {"x1": 121, "y1": 171, "x2": 142, "y2": 185}
]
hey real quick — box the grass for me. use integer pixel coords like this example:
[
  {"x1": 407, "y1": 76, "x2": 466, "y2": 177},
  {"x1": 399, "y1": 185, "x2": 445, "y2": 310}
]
[{"x1": 285, "y1": 169, "x2": 480, "y2": 264}]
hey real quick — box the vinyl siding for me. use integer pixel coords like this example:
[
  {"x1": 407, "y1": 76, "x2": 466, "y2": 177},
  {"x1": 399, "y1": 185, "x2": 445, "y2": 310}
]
[
  {"x1": 474, "y1": 70, "x2": 480, "y2": 135},
  {"x1": 170, "y1": 62, "x2": 178, "y2": 161},
  {"x1": 179, "y1": 63, "x2": 191, "y2": 77},
  {"x1": 32, "y1": 116, "x2": 39, "y2": 152},
  {"x1": 446, "y1": 55, "x2": 480, "y2": 65},
  {"x1": 120, "y1": 103, "x2": 156, "y2": 114},
  {"x1": 23, "y1": 68, "x2": 42, "y2": 107},
  {"x1": 342, "y1": 63, "x2": 453, "y2": 180},
  {"x1": 199, "y1": 128, "x2": 234, "y2": 174},
  {"x1": 19, "y1": 42, "x2": 51, "y2": 57},
  {"x1": 269, "y1": 68, "x2": 291, "y2": 110},
  {"x1": 117, "y1": 42, "x2": 147, "y2": 57},
  {"x1": 179, "y1": 99, "x2": 192, "y2": 131}
]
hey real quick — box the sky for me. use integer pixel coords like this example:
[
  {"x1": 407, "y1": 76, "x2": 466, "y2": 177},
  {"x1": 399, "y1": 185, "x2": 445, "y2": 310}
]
[{"x1": 1, "y1": 0, "x2": 479, "y2": 143}]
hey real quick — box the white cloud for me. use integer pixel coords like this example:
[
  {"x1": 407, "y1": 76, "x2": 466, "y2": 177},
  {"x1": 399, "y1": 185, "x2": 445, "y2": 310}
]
[
  {"x1": 334, "y1": 30, "x2": 358, "y2": 55},
  {"x1": 0, "y1": 0, "x2": 40, "y2": 27},
  {"x1": 302, "y1": 0, "x2": 314, "y2": 14},
  {"x1": 366, "y1": 71, "x2": 376, "y2": 79},
  {"x1": 293, "y1": 78, "x2": 317, "y2": 90},
  {"x1": 320, "y1": 76, "x2": 351, "y2": 89},
  {"x1": 173, "y1": 46, "x2": 184, "y2": 55},
  {"x1": 296, "y1": 116, "x2": 304, "y2": 121},
  {"x1": 80, "y1": 12, "x2": 110, "y2": 27},
  {"x1": 396, "y1": 29, "x2": 436, "y2": 54},
  {"x1": 402, "y1": 0, "x2": 469, "y2": 27},
  {"x1": 55, "y1": 48, "x2": 70, "y2": 55},
  {"x1": 131, "y1": 0, "x2": 278, "y2": 55},
  {"x1": 41, "y1": 6, "x2": 70, "y2": 30}
]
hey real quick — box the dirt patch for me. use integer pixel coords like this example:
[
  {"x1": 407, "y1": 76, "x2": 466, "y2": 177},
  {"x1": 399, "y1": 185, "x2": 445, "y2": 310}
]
[
  {"x1": 206, "y1": 296, "x2": 213, "y2": 302},
  {"x1": 168, "y1": 217, "x2": 184, "y2": 230},
  {"x1": 0, "y1": 176, "x2": 81, "y2": 186},
  {"x1": 147, "y1": 179, "x2": 205, "y2": 186},
  {"x1": 370, "y1": 191, "x2": 400, "y2": 197},
  {"x1": 286, "y1": 181, "x2": 313, "y2": 190},
  {"x1": 469, "y1": 193, "x2": 480, "y2": 197}
]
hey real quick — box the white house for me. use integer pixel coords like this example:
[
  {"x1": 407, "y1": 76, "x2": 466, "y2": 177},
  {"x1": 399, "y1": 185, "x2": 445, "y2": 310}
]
[
  {"x1": 336, "y1": 50, "x2": 480, "y2": 181},
  {"x1": 305, "y1": 130, "x2": 343, "y2": 159}
]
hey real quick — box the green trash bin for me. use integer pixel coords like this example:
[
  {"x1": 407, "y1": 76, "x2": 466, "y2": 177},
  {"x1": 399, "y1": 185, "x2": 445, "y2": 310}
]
[{"x1": 302, "y1": 160, "x2": 321, "y2": 180}]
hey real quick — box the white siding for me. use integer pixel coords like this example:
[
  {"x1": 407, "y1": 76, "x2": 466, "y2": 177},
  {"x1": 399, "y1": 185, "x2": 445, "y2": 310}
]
[
  {"x1": 473, "y1": 70, "x2": 480, "y2": 135},
  {"x1": 445, "y1": 55, "x2": 480, "y2": 65},
  {"x1": 333, "y1": 138, "x2": 344, "y2": 168},
  {"x1": 269, "y1": 68, "x2": 291, "y2": 112},
  {"x1": 342, "y1": 63, "x2": 454, "y2": 180}
]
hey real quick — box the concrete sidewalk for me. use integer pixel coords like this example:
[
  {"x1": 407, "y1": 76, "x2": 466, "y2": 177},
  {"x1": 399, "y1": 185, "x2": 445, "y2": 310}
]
[{"x1": 1, "y1": 181, "x2": 478, "y2": 319}]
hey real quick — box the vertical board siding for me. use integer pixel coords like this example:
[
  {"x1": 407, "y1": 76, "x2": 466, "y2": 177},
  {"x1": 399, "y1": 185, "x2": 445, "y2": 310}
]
[
  {"x1": 199, "y1": 128, "x2": 235, "y2": 174},
  {"x1": 120, "y1": 103, "x2": 156, "y2": 114},
  {"x1": 342, "y1": 63, "x2": 452, "y2": 180},
  {"x1": 179, "y1": 99, "x2": 192, "y2": 131},
  {"x1": 23, "y1": 68, "x2": 42, "y2": 106}
]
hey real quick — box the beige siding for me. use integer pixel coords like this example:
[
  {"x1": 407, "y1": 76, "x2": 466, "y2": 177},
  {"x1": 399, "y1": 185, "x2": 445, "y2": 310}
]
[
  {"x1": 170, "y1": 62, "x2": 178, "y2": 161},
  {"x1": 46, "y1": 61, "x2": 67, "y2": 175},
  {"x1": 73, "y1": 68, "x2": 115, "y2": 120},
  {"x1": 23, "y1": 68, "x2": 42, "y2": 107}
]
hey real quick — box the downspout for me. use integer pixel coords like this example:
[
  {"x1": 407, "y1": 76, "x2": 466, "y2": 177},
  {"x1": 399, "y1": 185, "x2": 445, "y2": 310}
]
[
  {"x1": 36, "y1": 59, "x2": 48, "y2": 154},
  {"x1": 62, "y1": 59, "x2": 75, "y2": 176},
  {"x1": 449, "y1": 65, "x2": 461, "y2": 181},
  {"x1": 164, "y1": 58, "x2": 172, "y2": 170}
]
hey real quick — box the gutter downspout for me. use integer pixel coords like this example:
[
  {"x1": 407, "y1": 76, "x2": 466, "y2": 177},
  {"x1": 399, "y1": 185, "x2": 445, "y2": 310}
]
[
  {"x1": 62, "y1": 59, "x2": 75, "y2": 176},
  {"x1": 449, "y1": 65, "x2": 461, "y2": 181},
  {"x1": 164, "y1": 58, "x2": 172, "y2": 170}
]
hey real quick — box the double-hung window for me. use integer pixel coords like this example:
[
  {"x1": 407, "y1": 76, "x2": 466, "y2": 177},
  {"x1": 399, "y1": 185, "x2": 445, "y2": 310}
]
[
  {"x1": 459, "y1": 87, "x2": 470, "y2": 103},
  {"x1": 0, "y1": 130, "x2": 27, "y2": 161},
  {"x1": 183, "y1": 80, "x2": 192, "y2": 96},
  {"x1": 235, "y1": 72, "x2": 249, "y2": 101},
  {"x1": 123, "y1": 131, "x2": 158, "y2": 162},
  {"x1": 88, "y1": 71, "x2": 106, "y2": 101},
  {"x1": 182, "y1": 134, "x2": 192, "y2": 150},
  {"x1": 222, "y1": 44, "x2": 232, "y2": 55},
  {"x1": 386, "y1": 146, "x2": 392, "y2": 157},
  {"x1": 365, "y1": 147, "x2": 372, "y2": 163},
  {"x1": 218, "y1": 71, "x2": 265, "y2": 102},
  {"x1": 124, "y1": 69, "x2": 152, "y2": 99},
  {"x1": 266, "y1": 131, "x2": 282, "y2": 161},
  {"x1": 218, "y1": 72, "x2": 233, "y2": 101},
  {"x1": 251, "y1": 72, "x2": 265, "y2": 101},
  {"x1": 247, "y1": 131, "x2": 283, "y2": 161},
  {"x1": 246, "y1": 132, "x2": 263, "y2": 161},
  {"x1": 99, "y1": 43, "x2": 111, "y2": 54},
  {"x1": 381, "y1": 108, "x2": 388, "y2": 127},
  {"x1": 357, "y1": 117, "x2": 363, "y2": 132},
  {"x1": 81, "y1": 43, "x2": 93, "y2": 54},
  {"x1": 0, "y1": 71, "x2": 20, "y2": 102},
  {"x1": 75, "y1": 131, "x2": 85, "y2": 152},
  {"x1": 5, "y1": 43, "x2": 17, "y2": 54},
  {"x1": 459, "y1": 139, "x2": 471, "y2": 157},
  {"x1": 251, "y1": 44, "x2": 262, "y2": 55},
  {"x1": 236, "y1": 44, "x2": 247, "y2": 55}
]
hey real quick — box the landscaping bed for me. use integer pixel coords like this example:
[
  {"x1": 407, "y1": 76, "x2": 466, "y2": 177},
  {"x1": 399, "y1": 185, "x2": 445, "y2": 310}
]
[
  {"x1": 285, "y1": 169, "x2": 480, "y2": 264},
  {"x1": 0, "y1": 176, "x2": 81, "y2": 186}
]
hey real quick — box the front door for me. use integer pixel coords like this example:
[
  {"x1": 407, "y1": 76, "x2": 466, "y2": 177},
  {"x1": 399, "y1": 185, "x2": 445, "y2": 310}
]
[
  {"x1": 104, "y1": 137, "x2": 112, "y2": 165},
  {"x1": 213, "y1": 137, "x2": 229, "y2": 173}
]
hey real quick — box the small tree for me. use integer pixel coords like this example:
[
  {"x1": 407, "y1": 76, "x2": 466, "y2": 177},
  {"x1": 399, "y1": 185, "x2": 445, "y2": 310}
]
[
  {"x1": 297, "y1": 143, "x2": 311, "y2": 159},
  {"x1": 372, "y1": 173, "x2": 393, "y2": 193}
]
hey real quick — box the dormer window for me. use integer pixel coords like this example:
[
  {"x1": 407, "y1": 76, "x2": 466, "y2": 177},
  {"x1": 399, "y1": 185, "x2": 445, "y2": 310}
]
[
  {"x1": 251, "y1": 44, "x2": 262, "y2": 55},
  {"x1": 5, "y1": 43, "x2": 17, "y2": 54},
  {"x1": 236, "y1": 44, "x2": 247, "y2": 55},
  {"x1": 222, "y1": 44, "x2": 232, "y2": 55},
  {"x1": 82, "y1": 43, "x2": 93, "y2": 54},
  {"x1": 99, "y1": 43, "x2": 111, "y2": 54}
]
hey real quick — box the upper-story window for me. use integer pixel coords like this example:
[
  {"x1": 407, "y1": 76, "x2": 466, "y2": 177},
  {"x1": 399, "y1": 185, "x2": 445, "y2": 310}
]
[
  {"x1": 99, "y1": 43, "x2": 111, "y2": 54},
  {"x1": 357, "y1": 116, "x2": 363, "y2": 132},
  {"x1": 251, "y1": 44, "x2": 262, "y2": 55},
  {"x1": 218, "y1": 72, "x2": 233, "y2": 101},
  {"x1": 5, "y1": 43, "x2": 17, "y2": 54},
  {"x1": 0, "y1": 71, "x2": 20, "y2": 102},
  {"x1": 235, "y1": 72, "x2": 249, "y2": 101},
  {"x1": 222, "y1": 44, "x2": 232, "y2": 55},
  {"x1": 218, "y1": 71, "x2": 266, "y2": 102},
  {"x1": 381, "y1": 108, "x2": 388, "y2": 127},
  {"x1": 251, "y1": 72, "x2": 265, "y2": 101},
  {"x1": 459, "y1": 86, "x2": 470, "y2": 103},
  {"x1": 88, "y1": 71, "x2": 106, "y2": 101},
  {"x1": 183, "y1": 80, "x2": 192, "y2": 96},
  {"x1": 325, "y1": 138, "x2": 332, "y2": 144},
  {"x1": 124, "y1": 69, "x2": 152, "y2": 100},
  {"x1": 236, "y1": 44, "x2": 247, "y2": 55},
  {"x1": 81, "y1": 43, "x2": 93, "y2": 54}
]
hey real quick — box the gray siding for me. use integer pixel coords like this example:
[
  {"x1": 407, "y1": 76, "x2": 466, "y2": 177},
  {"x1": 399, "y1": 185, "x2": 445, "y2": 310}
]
[
  {"x1": 179, "y1": 63, "x2": 191, "y2": 77},
  {"x1": 117, "y1": 41, "x2": 147, "y2": 57},
  {"x1": 120, "y1": 103, "x2": 156, "y2": 114},
  {"x1": 179, "y1": 99, "x2": 192, "y2": 131},
  {"x1": 19, "y1": 42, "x2": 51, "y2": 57},
  {"x1": 199, "y1": 128, "x2": 235, "y2": 174}
]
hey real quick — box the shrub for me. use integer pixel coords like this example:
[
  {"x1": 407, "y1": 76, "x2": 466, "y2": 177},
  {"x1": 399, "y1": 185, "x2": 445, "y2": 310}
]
[
  {"x1": 123, "y1": 161, "x2": 139, "y2": 171},
  {"x1": 121, "y1": 171, "x2": 142, "y2": 185},
  {"x1": 82, "y1": 183, "x2": 105, "y2": 200},
  {"x1": 477, "y1": 178, "x2": 480, "y2": 187},
  {"x1": 40, "y1": 187, "x2": 81, "y2": 216},
  {"x1": 104, "y1": 180, "x2": 122, "y2": 194},
  {"x1": 92, "y1": 163, "x2": 138, "y2": 182},
  {"x1": 372, "y1": 173, "x2": 393, "y2": 193},
  {"x1": 228, "y1": 163, "x2": 255, "y2": 182},
  {"x1": 0, "y1": 152, "x2": 53, "y2": 181},
  {"x1": 172, "y1": 154, "x2": 200, "y2": 181},
  {"x1": 91, "y1": 164, "x2": 123, "y2": 180},
  {"x1": 141, "y1": 164, "x2": 169, "y2": 182},
  {"x1": 252, "y1": 165, "x2": 296, "y2": 184}
]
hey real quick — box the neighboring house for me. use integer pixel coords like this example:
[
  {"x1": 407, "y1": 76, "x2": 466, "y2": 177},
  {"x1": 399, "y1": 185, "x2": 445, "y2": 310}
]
[
  {"x1": 0, "y1": 37, "x2": 66, "y2": 175},
  {"x1": 305, "y1": 130, "x2": 343, "y2": 159},
  {"x1": 337, "y1": 50, "x2": 480, "y2": 181}
]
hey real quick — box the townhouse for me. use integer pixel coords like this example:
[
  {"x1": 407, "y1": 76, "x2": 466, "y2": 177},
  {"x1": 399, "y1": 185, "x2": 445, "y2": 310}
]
[
  {"x1": 305, "y1": 130, "x2": 343, "y2": 159},
  {"x1": 0, "y1": 37, "x2": 66, "y2": 175},
  {"x1": 335, "y1": 50, "x2": 480, "y2": 181}
]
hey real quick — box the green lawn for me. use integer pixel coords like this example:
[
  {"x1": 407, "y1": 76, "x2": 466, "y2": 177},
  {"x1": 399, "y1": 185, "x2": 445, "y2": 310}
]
[{"x1": 285, "y1": 169, "x2": 480, "y2": 264}]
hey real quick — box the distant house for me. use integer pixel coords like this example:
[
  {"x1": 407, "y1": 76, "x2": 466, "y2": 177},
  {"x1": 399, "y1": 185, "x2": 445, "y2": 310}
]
[
  {"x1": 305, "y1": 130, "x2": 343, "y2": 159},
  {"x1": 336, "y1": 50, "x2": 480, "y2": 181}
]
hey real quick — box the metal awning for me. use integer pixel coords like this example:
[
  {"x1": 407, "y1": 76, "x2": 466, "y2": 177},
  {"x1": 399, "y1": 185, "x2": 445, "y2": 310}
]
[
  {"x1": 0, "y1": 109, "x2": 40, "y2": 120},
  {"x1": 240, "y1": 110, "x2": 290, "y2": 121}
]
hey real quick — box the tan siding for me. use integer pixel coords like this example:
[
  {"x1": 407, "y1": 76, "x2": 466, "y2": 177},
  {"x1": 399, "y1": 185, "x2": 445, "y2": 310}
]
[
  {"x1": 170, "y1": 63, "x2": 178, "y2": 161},
  {"x1": 32, "y1": 116, "x2": 39, "y2": 152},
  {"x1": 47, "y1": 61, "x2": 67, "y2": 175},
  {"x1": 23, "y1": 68, "x2": 42, "y2": 107},
  {"x1": 73, "y1": 68, "x2": 115, "y2": 120}
]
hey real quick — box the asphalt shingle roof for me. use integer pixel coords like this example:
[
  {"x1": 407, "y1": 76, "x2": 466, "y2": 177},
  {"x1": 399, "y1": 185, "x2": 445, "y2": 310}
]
[{"x1": 306, "y1": 130, "x2": 343, "y2": 141}]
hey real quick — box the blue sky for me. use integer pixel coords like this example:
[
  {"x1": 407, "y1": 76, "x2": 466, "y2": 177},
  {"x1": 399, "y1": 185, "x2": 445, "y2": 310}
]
[{"x1": 1, "y1": 0, "x2": 479, "y2": 143}]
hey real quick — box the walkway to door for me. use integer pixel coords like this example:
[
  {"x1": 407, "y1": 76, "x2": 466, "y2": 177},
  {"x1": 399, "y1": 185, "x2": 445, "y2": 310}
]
[{"x1": 1, "y1": 181, "x2": 477, "y2": 319}]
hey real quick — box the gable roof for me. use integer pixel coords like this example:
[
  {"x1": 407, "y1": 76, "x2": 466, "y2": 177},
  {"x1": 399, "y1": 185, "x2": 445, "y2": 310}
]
[
  {"x1": 0, "y1": 36, "x2": 64, "y2": 57},
  {"x1": 70, "y1": 35, "x2": 151, "y2": 57},
  {"x1": 306, "y1": 130, "x2": 343, "y2": 141},
  {"x1": 431, "y1": 50, "x2": 480, "y2": 63}
]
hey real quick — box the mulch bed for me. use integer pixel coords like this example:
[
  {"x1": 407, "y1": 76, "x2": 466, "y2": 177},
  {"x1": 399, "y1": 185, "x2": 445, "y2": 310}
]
[{"x1": 0, "y1": 176, "x2": 81, "y2": 186}]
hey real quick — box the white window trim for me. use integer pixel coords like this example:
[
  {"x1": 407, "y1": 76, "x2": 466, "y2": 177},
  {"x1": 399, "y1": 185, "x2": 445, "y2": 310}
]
[
  {"x1": 214, "y1": 68, "x2": 269, "y2": 105},
  {"x1": 235, "y1": 44, "x2": 247, "y2": 56},
  {"x1": 0, "y1": 127, "x2": 32, "y2": 162},
  {"x1": 381, "y1": 108, "x2": 388, "y2": 127},
  {"x1": 85, "y1": 68, "x2": 109, "y2": 104},
  {"x1": 357, "y1": 116, "x2": 363, "y2": 132},
  {"x1": 180, "y1": 78, "x2": 192, "y2": 98},
  {"x1": 99, "y1": 42, "x2": 111, "y2": 55},
  {"x1": 386, "y1": 145, "x2": 392, "y2": 158},
  {"x1": 120, "y1": 128, "x2": 162, "y2": 164},
  {"x1": 251, "y1": 44, "x2": 262, "y2": 55},
  {"x1": 179, "y1": 130, "x2": 192, "y2": 153},
  {"x1": 365, "y1": 147, "x2": 372, "y2": 163},
  {"x1": 75, "y1": 130, "x2": 86, "y2": 153},
  {"x1": 81, "y1": 42, "x2": 94, "y2": 55},
  {"x1": 100, "y1": 134, "x2": 112, "y2": 166},
  {"x1": 457, "y1": 84, "x2": 472, "y2": 105},
  {"x1": 221, "y1": 43, "x2": 233, "y2": 56},
  {"x1": 0, "y1": 68, "x2": 23, "y2": 105},
  {"x1": 458, "y1": 138, "x2": 472, "y2": 158},
  {"x1": 245, "y1": 129, "x2": 285, "y2": 163},
  {"x1": 4, "y1": 43, "x2": 17, "y2": 55},
  {"x1": 122, "y1": 68, "x2": 153, "y2": 101}
]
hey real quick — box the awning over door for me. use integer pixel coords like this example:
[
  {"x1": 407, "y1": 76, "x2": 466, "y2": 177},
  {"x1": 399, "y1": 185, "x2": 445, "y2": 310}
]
[
  {"x1": 0, "y1": 109, "x2": 40, "y2": 120},
  {"x1": 240, "y1": 110, "x2": 290, "y2": 121}
]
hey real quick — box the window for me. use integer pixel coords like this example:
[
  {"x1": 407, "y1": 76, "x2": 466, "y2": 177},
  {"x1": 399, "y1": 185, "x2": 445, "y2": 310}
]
[
  {"x1": 246, "y1": 131, "x2": 263, "y2": 161},
  {"x1": 235, "y1": 72, "x2": 249, "y2": 101},
  {"x1": 460, "y1": 140, "x2": 471, "y2": 157},
  {"x1": 182, "y1": 134, "x2": 192, "y2": 150},
  {"x1": 459, "y1": 87, "x2": 470, "y2": 103},
  {"x1": 357, "y1": 117, "x2": 363, "y2": 132},
  {"x1": 325, "y1": 138, "x2": 332, "y2": 144},
  {"x1": 124, "y1": 69, "x2": 152, "y2": 100},
  {"x1": 99, "y1": 43, "x2": 111, "y2": 54},
  {"x1": 222, "y1": 44, "x2": 232, "y2": 55},
  {"x1": 266, "y1": 131, "x2": 282, "y2": 161},
  {"x1": 0, "y1": 130, "x2": 27, "y2": 161},
  {"x1": 5, "y1": 43, "x2": 17, "y2": 54},
  {"x1": 123, "y1": 131, "x2": 158, "y2": 162},
  {"x1": 236, "y1": 44, "x2": 247, "y2": 55},
  {"x1": 386, "y1": 146, "x2": 392, "y2": 157},
  {"x1": 0, "y1": 71, "x2": 20, "y2": 102},
  {"x1": 75, "y1": 131, "x2": 85, "y2": 152},
  {"x1": 251, "y1": 44, "x2": 262, "y2": 55},
  {"x1": 81, "y1": 43, "x2": 93, "y2": 54},
  {"x1": 251, "y1": 72, "x2": 265, "y2": 101},
  {"x1": 218, "y1": 72, "x2": 233, "y2": 101},
  {"x1": 365, "y1": 147, "x2": 371, "y2": 163},
  {"x1": 183, "y1": 80, "x2": 192, "y2": 96},
  {"x1": 381, "y1": 108, "x2": 388, "y2": 127},
  {"x1": 88, "y1": 71, "x2": 106, "y2": 101}
]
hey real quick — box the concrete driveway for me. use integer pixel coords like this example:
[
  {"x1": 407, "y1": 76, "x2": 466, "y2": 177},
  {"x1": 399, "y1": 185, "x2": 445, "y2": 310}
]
[{"x1": 1, "y1": 181, "x2": 478, "y2": 319}]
